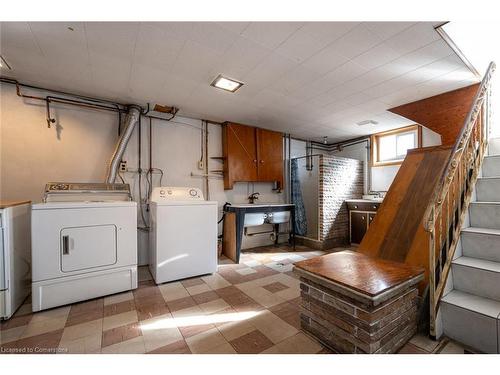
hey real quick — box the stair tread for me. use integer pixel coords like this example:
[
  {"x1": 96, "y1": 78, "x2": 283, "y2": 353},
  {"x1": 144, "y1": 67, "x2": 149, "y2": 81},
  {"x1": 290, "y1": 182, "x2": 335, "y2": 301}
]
[
  {"x1": 453, "y1": 256, "x2": 500, "y2": 273},
  {"x1": 462, "y1": 227, "x2": 500, "y2": 236},
  {"x1": 477, "y1": 176, "x2": 500, "y2": 180},
  {"x1": 442, "y1": 290, "x2": 500, "y2": 318},
  {"x1": 470, "y1": 201, "x2": 500, "y2": 205}
]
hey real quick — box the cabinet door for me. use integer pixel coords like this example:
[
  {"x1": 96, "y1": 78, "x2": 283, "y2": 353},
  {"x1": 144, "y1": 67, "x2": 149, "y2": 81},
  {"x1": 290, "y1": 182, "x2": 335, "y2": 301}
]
[
  {"x1": 368, "y1": 212, "x2": 376, "y2": 227},
  {"x1": 350, "y1": 212, "x2": 368, "y2": 245},
  {"x1": 256, "y1": 128, "x2": 284, "y2": 188},
  {"x1": 223, "y1": 123, "x2": 258, "y2": 189}
]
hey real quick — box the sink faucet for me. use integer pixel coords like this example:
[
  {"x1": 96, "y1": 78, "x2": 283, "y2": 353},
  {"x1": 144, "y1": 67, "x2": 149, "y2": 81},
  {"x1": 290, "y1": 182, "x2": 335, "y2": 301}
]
[{"x1": 248, "y1": 192, "x2": 260, "y2": 204}]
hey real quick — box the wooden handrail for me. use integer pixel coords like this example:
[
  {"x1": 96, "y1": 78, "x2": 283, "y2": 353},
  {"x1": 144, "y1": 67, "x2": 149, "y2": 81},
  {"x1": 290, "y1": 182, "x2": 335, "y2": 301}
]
[{"x1": 425, "y1": 61, "x2": 496, "y2": 338}]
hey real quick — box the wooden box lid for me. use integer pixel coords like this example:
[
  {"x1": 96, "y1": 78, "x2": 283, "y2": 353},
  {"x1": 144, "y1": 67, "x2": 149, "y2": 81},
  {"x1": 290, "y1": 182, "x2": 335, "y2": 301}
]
[{"x1": 294, "y1": 250, "x2": 424, "y2": 298}]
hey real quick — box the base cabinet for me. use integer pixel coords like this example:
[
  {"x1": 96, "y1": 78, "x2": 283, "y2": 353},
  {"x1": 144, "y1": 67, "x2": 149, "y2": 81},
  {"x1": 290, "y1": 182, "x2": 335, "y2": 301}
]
[{"x1": 348, "y1": 201, "x2": 381, "y2": 245}]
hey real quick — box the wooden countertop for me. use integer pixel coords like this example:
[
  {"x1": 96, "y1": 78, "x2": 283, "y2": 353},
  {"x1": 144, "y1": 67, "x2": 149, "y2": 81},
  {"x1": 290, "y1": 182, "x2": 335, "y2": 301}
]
[
  {"x1": 0, "y1": 200, "x2": 31, "y2": 209},
  {"x1": 294, "y1": 250, "x2": 424, "y2": 298}
]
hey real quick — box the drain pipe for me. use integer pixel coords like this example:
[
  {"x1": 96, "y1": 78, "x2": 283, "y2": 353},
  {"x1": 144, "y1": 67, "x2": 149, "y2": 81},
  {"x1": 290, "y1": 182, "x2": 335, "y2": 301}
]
[{"x1": 106, "y1": 106, "x2": 142, "y2": 183}]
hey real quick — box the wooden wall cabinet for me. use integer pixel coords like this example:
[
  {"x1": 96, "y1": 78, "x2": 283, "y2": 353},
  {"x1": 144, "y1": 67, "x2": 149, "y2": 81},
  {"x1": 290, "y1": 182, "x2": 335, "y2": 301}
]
[
  {"x1": 222, "y1": 122, "x2": 283, "y2": 190},
  {"x1": 347, "y1": 201, "x2": 380, "y2": 245}
]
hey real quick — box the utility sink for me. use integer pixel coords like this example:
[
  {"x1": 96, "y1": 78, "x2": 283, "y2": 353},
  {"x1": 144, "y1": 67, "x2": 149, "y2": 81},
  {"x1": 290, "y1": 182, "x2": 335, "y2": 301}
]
[{"x1": 244, "y1": 213, "x2": 266, "y2": 227}]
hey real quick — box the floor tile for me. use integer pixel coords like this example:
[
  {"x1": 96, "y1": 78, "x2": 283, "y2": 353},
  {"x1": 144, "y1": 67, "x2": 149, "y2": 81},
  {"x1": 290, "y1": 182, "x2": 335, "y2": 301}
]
[
  {"x1": 236, "y1": 267, "x2": 258, "y2": 276},
  {"x1": 103, "y1": 310, "x2": 138, "y2": 331},
  {"x1": 409, "y1": 333, "x2": 440, "y2": 352},
  {"x1": 138, "y1": 266, "x2": 153, "y2": 282},
  {"x1": 262, "y1": 281, "x2": 290, "y2": 293},
  {"x1": 2, "y1": 329, "x2": 64, "y2": 354},
  {"x1": 230, "y1": 329, "x2": 274, "y2": 354},
  {"x1": 104, "y1": 291, "x2": 134, "y2": 306},
  {"x1": 140, "y1": 315, "x2": 184, "y2": 352},
  {"x1": 186, "y1": 283, "x2": 211, "y2": 296},
  {"x1": 0, "y1": 314, "x2": 33, "y2": 331},
  {"x1": 103, "y1": 300, "x2": 136, "y2": 317},
  {"x1": 248, "y1": 310, "x2": 298, "y2": 344},
  {"x1": 192, "y1": 290, "x2": 220, "y2": 305},
  {"x1": 201, "y1": 273, "x2": 231, "y2": 290},
  {"x1": 185, "y1": 327, "x2": 228, "y2": 354},
  {"x1": 0, "y1": 325, "x2": 27, "y2": 344},
  {"x1": 66, "y1": 300, "x2": 103, "y2": 327},
  {"x1": 167, "y1": 296, "x2": 197, "y2": 312},
  {"x1": 262, "y1": 332, "x2": 323, "y2": 354},
  {"x1": 179, "y1": 323, "x2": 215, "y2": 339},
  {"x1": 159, "y1": 282, "x2": 190, "y2": 302},
  {"x1": 217, "y1": 319, "x2": 256, "y2": 342},
  {"x1": 439, "y1": 341, "x2": 466, "y2": 354},
  {"x1": 181, "y1": 277, "x2": 205, "y2": 288},
  {"x1": 101, "y1": 336, "x2": 146, "y2": 354},
  {"x1": 198, "y1": 299, "x2": 231, "y2": 314},
  {"x1": 102, "y1": 322, "x2": 142, "y2": 347}
]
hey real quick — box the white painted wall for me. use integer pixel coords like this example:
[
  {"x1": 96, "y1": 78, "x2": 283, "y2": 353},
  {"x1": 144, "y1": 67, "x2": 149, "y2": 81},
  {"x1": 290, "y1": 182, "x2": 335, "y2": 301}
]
[{"x1": 0, "y1": 85, "x2": 286, "y2": 265}]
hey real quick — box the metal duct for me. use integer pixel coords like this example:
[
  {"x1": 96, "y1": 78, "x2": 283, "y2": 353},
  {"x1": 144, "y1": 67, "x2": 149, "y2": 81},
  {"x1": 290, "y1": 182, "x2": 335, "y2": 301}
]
[{"x1": 105, "y1": 106, "x2": 141, "y2": 183}]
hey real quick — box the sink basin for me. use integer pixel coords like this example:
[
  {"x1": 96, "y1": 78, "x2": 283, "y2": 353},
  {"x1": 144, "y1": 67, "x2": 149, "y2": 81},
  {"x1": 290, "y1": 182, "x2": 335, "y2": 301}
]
[
  {"x1": 244, "y1": 213, "x2": 266, "y2": 227},
  {"x1": 267, "y1": 211, "x2": 290, "y2": 224},
  {"x1": 231, "y1": 203, "x2": 290, "y2": 208}
]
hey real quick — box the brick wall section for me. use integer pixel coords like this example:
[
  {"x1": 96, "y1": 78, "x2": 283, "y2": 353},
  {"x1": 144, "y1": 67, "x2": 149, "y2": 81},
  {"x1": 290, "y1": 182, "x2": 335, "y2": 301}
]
[
  {"x1": 299, "y1": 277, "x2": 418, "y2": 353},
  {"x1": 319, "y1": 155, "x2": 364, "y2": 245}
]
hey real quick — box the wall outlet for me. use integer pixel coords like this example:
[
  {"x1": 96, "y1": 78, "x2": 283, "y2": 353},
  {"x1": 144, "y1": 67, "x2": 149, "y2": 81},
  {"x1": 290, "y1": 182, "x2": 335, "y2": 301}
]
[
  {"x1": 198, "y1": 160, "x2": 204, "y2": 170},
  {"x1": 120, "y1": 161, "x2": 127, "y2": 172}
]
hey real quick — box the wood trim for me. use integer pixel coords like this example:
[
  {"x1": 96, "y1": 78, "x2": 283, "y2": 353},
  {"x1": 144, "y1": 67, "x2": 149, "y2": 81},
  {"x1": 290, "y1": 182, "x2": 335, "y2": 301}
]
[{"x1": 371, "y1": 124, "x2": 422, "y2": 167}]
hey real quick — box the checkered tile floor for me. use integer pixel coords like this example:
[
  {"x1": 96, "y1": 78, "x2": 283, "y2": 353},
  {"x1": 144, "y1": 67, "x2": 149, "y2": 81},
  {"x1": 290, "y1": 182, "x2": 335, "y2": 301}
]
[{"x1": 0, "y1": 245, "x2": 466, "y2": 354}]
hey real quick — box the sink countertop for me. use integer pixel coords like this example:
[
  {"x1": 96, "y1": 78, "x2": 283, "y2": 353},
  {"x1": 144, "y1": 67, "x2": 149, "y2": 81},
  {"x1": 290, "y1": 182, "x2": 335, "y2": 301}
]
[
  {"x1": 229, "y1": 203, "x2": 295, "y2": 208},
  {"x1": 345, "y1": 198, "x2": 383, "y2": 204}
]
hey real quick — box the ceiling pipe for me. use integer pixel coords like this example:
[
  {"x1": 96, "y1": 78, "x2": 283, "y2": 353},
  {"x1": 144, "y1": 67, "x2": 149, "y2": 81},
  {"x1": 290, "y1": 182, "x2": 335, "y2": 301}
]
[{"x1": 105, "y1": 106, "x2": 142, "y2": 184}]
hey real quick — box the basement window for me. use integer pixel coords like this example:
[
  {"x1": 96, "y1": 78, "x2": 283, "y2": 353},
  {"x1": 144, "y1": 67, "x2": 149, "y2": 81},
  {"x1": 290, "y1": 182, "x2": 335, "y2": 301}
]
[{"x1": 371, "y1": 125, "x2": 422, "y2": 166}]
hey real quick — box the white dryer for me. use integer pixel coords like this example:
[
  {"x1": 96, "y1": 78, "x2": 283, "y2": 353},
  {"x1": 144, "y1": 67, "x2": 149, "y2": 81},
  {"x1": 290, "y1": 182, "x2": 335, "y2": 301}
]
[
  {"x1": 31, "y1": 183, "x2": 138, "y2": 312},
  {"x1": 149, "y1": 187, "x2": 218, "y2": 284}
]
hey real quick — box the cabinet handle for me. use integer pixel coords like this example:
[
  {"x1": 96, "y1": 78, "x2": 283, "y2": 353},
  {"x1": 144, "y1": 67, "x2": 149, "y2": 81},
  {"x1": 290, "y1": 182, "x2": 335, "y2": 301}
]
[
  {"x1": 362, "y1": 216, "x2": 365, "y2": 220},
  {"x1": 354, "y1": 205, "x2": 358, "y2": 209},
  {"x1": 260, "y1": 160, "x2": 264, "y2": 164},
  {"x1": 62, "y1": 235, "x2": 70, "y2": 255},
  {"x1": 372, "y1": 205, "x2": 377, "y2": 209}
]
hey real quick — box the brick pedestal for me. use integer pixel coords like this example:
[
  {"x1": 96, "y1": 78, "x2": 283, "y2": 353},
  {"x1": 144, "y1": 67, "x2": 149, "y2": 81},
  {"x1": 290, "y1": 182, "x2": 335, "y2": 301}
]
[{"x1": 293, "y1": 251, "x2": 424, "y2": 354}]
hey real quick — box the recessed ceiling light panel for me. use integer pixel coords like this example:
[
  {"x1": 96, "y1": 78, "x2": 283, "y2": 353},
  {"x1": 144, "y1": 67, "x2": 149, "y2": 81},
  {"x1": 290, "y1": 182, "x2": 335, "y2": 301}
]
[{"x1": 210, "y1": 74, "x2": 244, "y2": 93}]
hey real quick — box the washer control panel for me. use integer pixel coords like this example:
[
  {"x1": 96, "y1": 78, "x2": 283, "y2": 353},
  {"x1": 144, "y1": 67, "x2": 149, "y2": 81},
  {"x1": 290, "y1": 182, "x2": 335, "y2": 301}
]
[{"x1": 151, "y1": 187, "x2": 204, "y2": 202}]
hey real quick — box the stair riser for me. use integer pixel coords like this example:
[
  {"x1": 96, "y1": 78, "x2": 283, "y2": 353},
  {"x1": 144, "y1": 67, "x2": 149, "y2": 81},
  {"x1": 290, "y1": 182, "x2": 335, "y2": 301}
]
[
  {"x1": 476, "y1": 179, "x2": 500, "y2": 202},
  {"x1": 469, "y1": 204, "x2": 500, "y2": 230},
  {"x1": 452, "y1": 263, "x2": 500, "y2": 301},
  {"x1": 462, "y1": 232, "x2": 500, "y2": 262},
  {"x1": 489, "y1": 138, "x2": 500, "y2": 156},
  {"x1": 442, "y1": 302, "x2": 499, "y2": 353},
  {"x1": 482, "y1": 156, "x2": 500, "y2": 177}
]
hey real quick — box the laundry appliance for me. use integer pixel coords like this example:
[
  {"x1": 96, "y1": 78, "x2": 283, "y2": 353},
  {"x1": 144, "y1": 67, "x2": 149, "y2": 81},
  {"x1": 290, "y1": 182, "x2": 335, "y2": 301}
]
[
  {"x1": 31, "y1": 183, "x2": 137, "y2": 312},
  {"x1": 0, "y1": 201, "x2": 31, "y2": 320},
  {"x1": 149, "y1": 187, "x2": 218, "y2": 284}
]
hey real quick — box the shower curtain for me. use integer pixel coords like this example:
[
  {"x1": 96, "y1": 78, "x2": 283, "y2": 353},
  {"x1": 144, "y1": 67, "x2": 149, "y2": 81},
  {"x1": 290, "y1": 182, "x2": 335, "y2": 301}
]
[{"x1": 291, "y1": 159, "x2": 307, "y2": 236}]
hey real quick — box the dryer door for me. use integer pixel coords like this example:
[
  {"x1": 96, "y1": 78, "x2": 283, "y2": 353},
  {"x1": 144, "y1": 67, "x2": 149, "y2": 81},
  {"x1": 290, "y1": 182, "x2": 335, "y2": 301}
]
[{"x1": 60, "y1": 225, "x2": 117, "y2": 273}]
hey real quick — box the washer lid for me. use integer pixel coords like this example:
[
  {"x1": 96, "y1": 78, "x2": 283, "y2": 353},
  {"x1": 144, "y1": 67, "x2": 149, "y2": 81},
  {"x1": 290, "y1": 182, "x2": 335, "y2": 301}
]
[
  {"x1": 32, "y1": 201, "x2": 137, "y2": 210},
  {"x1": 151, "y1": 187, "x2": 205, "y2": 203}
]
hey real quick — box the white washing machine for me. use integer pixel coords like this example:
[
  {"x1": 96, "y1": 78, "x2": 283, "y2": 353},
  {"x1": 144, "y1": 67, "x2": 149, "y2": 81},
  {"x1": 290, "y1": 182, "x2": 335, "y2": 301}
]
[
  {"x1": 31, "y1": 183, "x2": 138, "y2": 312},
  {"x1": 149, "y1": 187, "x2": 218, "y2": 284}
]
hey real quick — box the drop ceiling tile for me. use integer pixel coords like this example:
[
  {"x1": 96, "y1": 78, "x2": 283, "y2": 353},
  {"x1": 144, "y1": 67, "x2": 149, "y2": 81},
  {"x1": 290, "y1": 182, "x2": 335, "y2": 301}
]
[
  {"x1": 89, "y1": 51, "x2": 132, "y2": 93},
  {"x1": 275, "y1": 29, "x2": 329, "y2": 63},
  {"x1": 301, "y1": 43, "x2": 349, "y2": 75},
  {"x1": 300, "y1": 22, "x2": 359, "y2": 44},
  {"x1": 216, "y1": 36, "x2": 272, "y2": 79},
  {"x1": 143, "y1": 22, "x2": 195, "y2": 39},
  {"x1": 395, "y1": 39, "x2": 453, "y2": 72},
  {"x1": 189, "y1": 23, "x2": 240, "y2": 54},
  {"x1": 362, "y1": 22, "x2": 416, "y2": 41},
  {"x1": 85, "y1": 22, "x2": 140, "y2": 59},
  {"x1": 352, "y1": 42, "x2": 400, "y2": 70},
  {"x1": 170, "y1": 39, "x2": 222, "y2": 82},
  {"x1": 132, "y1": 23, "x2": 186, "y2": 71},
  {"x1": 384, "y1": 22, "x2": 442, "y2": 55},
  {"x1": 0, "y1": 22, "x2": 42, "y2": 54},
  {"x1": 28, "y1": 22, "x2": 88, "y2": 57},
  {"x1": 216, "y1": 22, "x2": 251, "y2": 35},
  {"x1": 322, "y1": 60, "x2": 368, "y2": 88},
  {"x1": 241, "y1": 52, "x2": 298, "y2": 92},
  {"x1": 328, "y1": 24, "x2": 384, "y2": 59},
  {"x1": 240, "y1": 22, "x2": 304, "y2": 49},
  {"x1": 269, "y1": 65, "x2": 322, "y2": 96}
]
